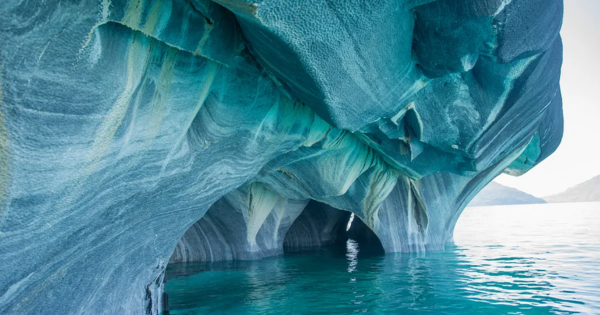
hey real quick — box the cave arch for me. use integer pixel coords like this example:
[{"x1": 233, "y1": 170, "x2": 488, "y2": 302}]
[
  {"x1": 283, "y1": 200, "x2": 384, "y2": 254},
  {"x1": 168, "y1": 186, "x2": 310, "y2": 263},
  {"x1": 168, "y1": 196, "x2": 384, "y2": 265}
]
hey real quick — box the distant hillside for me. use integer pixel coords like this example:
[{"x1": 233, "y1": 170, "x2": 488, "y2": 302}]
[
  {"x1": 469, "y1": 182, "x2": 547, "y2": 207},
  {"x1": 544, "y1": 175, "x2": 600, "y2": 203}
]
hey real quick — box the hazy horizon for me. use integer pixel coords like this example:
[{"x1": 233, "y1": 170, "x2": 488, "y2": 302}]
[{"x1": 496, "y1": 0, "x2": 600, "y2": 197}]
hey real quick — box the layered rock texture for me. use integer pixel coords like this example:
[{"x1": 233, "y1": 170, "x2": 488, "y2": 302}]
[{"x1": 0, "y1": 0, "x2": 564, "y2": 314}]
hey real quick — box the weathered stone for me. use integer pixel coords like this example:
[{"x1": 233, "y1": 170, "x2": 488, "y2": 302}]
[{"x1": 0, "y1": 0, "x2": 563, "y2": 314}]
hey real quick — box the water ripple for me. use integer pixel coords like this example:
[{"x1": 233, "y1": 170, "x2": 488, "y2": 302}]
[{"x1": 165, "y1": 202, "x2": 600, "y2": 314}]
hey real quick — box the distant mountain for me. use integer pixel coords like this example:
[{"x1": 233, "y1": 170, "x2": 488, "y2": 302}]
[
  {"x1": 544, "y1": 175, "x2": 600, "y2": 203},
  {"x1": 468, "y1": 182, "x2": 547, "y2": 207}
]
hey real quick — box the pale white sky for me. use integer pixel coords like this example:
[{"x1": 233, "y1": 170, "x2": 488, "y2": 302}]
[{"x1": 496, "y1": 0, "x2": 600, "y2": 197}]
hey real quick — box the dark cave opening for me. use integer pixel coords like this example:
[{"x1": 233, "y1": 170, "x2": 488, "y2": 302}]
[
  {"x1": 163, "y1": 200, "x2": 385, "y2": 314},
  {"x1": 282, "y1": 200, "x2": 384, "y2": 256},
  {"x1": 166, "y1": 196, "x2": 384, "y2": 268}
]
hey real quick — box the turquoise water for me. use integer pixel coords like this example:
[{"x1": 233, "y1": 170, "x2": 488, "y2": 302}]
[{"x1": 165, "y1": 202, "x2": 600, "y2": 314}]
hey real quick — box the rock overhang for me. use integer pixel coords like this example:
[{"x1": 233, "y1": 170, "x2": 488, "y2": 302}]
[{"x1": 0, "y1": 0, "x2": 564, "y2": 314}]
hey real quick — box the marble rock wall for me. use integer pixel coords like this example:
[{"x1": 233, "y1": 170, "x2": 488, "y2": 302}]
[{"x1": 0, "y1": 0, "x2": 563, "y2": 314}]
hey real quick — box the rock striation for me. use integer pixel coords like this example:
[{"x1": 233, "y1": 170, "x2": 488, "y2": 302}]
[{"x1": 0, "y1": 0, "x2": 563, "y2": 314}]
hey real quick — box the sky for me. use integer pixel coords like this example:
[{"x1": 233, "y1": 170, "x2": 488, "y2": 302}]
[{"x1": 495, "y1": 0, "x2": 600, "y2": 197}]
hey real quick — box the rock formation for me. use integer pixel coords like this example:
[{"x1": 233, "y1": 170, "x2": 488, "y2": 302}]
[{"x1": 0, "y1": 0, "x2": 563, "y2": 314}]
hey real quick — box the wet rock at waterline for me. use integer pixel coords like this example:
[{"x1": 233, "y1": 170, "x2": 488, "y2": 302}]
[{"x1": 0, "y1": 0, "x2": 564, "y2": 314}]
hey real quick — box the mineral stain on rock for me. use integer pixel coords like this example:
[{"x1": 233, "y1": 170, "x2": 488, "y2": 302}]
[{"x1": 0, "y1": 0, "x2": 564, "y2": 314}]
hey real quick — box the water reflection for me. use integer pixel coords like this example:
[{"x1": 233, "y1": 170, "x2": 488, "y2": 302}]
[
  {"x1": 165, "y1": 203, "x2": 600, "y2": 314},
  {"x1": 346, "y1": 239, "x2": 359, "y2": 273}
]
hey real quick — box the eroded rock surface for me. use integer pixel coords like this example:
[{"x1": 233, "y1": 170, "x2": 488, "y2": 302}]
[{"x1": 0, "y1": 0, "x2": 563, "y2": 314}]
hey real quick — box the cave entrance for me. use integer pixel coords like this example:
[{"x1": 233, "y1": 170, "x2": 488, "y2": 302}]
[
  {"x1": 282, "y1": 200, "x2": 384, "y2": 257},
  {"x1": 163, "y1": 200, "x2": 384, "y2": 314}
]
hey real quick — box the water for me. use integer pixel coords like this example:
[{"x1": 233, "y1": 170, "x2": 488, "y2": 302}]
[{"x1": 164, "y1": 202, "x2": 600, "y2": 314}]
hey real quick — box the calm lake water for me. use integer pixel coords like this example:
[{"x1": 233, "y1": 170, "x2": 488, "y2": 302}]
[{"x1": 164, "y1": 202, "x2": 600, "y2": 314}]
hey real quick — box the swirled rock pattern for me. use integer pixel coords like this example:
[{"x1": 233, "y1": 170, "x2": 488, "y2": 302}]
[{"x1": 0, "y1": 0, "x2": 563, "y2": 314}]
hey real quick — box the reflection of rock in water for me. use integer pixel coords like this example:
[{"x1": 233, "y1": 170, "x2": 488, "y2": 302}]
[{"x1": 0, "y1": 0, "x2": 564, "y2": 314}]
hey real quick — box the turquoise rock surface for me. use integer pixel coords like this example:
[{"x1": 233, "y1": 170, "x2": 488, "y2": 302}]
[{"x1": 0, "y1": 0, "x2": 563, "y2": 314}]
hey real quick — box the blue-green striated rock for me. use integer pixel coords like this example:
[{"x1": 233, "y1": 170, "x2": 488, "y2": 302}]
[{"x1": 0, "y1": 0, "x2": 563, "y2": 314}]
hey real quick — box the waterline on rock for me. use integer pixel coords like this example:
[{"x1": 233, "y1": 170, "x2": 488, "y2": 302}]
[{"x1": 164, "y1": 203, "x2": 600, "y2": 315}]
